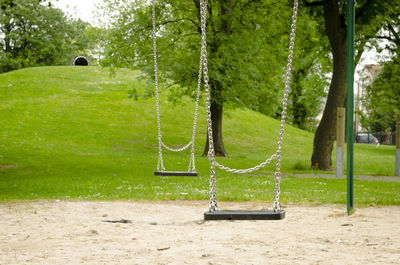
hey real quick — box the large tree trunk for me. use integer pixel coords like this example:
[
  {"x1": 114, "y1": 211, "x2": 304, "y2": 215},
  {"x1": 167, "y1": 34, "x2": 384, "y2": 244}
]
[
  {"x1": 200, "y1": 0, "x2": 233, "y2": 157},
  {"x1": 311, "y1": 0, "x2": 347, "y2": 170},
  {"x1": 203, "y1": 100, "x2": 228, "y2": 157}
]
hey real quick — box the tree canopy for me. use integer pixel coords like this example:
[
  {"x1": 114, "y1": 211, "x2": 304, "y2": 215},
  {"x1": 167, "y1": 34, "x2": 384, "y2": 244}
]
[
  {"x1": 98, "y1": 0, "x2": 328, "y2": 155},
  {"x1": 361, "y1": 3, "x2": 400, "y2": 133},
  {"x1": 361, "y1": 58, "x2": 400, "y2": 133}
]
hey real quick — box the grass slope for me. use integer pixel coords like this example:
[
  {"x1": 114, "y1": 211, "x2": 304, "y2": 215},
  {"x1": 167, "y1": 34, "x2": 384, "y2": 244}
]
[{"x1": 0, "y1": 66, "x2": 399, "y2": 205}]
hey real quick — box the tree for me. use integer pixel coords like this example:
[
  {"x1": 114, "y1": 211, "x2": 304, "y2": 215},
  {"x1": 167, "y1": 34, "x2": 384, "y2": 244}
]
[
  {"x1": 0, "y1": 0, "x2": 96, "y2": 73},
  {"x1": 99, "y1": 0, "x2": 328, "y2": 156},
  {"x1": 361, "y1": 4, "x2": 400, "y2": 133},
  {"x1": 362, "y1": 57, "x2": 400, "y2": 132},
  {"x1": 304, "y1": 0, "x2": 396, "y2": 170}
]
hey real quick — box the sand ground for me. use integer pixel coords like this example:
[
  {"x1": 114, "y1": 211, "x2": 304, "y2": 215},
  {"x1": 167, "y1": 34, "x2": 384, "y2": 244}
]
[{"x1": 0, "y1": 200, "x2": 399, "y2": 265}]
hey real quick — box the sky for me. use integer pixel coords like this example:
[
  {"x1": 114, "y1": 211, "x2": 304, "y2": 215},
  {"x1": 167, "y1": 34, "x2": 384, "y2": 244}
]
[{"x1": 51, "y1": 0, "x2": 103, "y2": 25}]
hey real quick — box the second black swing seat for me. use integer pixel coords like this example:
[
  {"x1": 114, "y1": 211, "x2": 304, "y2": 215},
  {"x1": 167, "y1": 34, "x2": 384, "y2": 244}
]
[{"x1": 154, "y1": 171, "x2": 198, "y2": 177}]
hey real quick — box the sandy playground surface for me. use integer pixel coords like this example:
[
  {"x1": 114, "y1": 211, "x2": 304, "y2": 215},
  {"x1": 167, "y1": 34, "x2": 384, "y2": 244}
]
[{"x1": 0, "y1": 200, "x2": 399, "y2": 265}]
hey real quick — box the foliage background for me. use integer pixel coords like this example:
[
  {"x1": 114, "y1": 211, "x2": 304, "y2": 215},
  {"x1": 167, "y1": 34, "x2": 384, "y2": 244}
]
[{"x1": 0, "y1": 0, "x2": 96, "y2": 73}]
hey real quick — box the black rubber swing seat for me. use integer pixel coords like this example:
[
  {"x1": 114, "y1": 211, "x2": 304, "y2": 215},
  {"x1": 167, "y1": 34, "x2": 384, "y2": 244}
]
[
  {"x1": 204, "y1": 210, "x2": 285, "y2": 220},
  {"x1": 154, "y1": 171, "x2": 198, "y2": 177}
]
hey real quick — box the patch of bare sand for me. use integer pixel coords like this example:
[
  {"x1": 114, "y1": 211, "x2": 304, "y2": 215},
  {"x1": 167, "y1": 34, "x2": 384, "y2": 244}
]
[{"x1": 0, "y1": 200, "x2": 399, "y2": 264}]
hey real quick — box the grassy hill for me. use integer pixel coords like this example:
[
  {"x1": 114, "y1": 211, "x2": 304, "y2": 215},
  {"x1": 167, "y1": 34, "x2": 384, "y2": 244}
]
[{"x1": 0, "y1": 66, "x2": 398, "y2": 204}]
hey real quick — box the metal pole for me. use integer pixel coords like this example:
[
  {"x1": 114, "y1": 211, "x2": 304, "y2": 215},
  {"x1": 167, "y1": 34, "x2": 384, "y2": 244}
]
[{"x1": 346, "y1": 0, "x2": 355, "y2": 215}]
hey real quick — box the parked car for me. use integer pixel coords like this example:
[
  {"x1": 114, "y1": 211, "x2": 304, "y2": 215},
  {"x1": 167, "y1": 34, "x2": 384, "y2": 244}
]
[{"x1": 355, "y1": 133, "x2": 379, "y2": 144}]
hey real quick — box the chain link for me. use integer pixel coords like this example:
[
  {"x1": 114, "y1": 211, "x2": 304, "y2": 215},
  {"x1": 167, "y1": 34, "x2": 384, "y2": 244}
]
[
  {"x1": 215, "y1": 154, "x2": 276, "y2": 174},
  {"x1": 152, "y1": 0, "x2": 203, "y2": 173},
  {"x1": 188, "y1": 35, "x2": 204, "y2": 172},
  {"x1": 201, "y1": 0, "x2": 299, "y2": 212},
  {"x1": 199, "y1": 0, "x2": 217, "y2": 211},
  {"x1": 273, "y1": 0, "x2": 299, "y2": 211},
  {"x1": 152, "y1": 0, "x2": 164, "y2": 171},
  {"x1": 161, "y1": 140, "x2": 193, "y2": 152}
]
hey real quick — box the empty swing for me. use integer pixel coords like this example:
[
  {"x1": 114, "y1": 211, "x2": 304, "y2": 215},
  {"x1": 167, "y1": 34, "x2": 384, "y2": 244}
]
[
  {"x1": 197, "y1": 0, "x2": 299, "y2": 220},
  {"x1": 151, "y1": 0, "x2": 203, "y2": 177}
]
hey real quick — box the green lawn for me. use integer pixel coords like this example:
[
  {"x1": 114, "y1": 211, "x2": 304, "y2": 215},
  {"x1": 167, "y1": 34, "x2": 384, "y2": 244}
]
[{"x1": 0, "y1": 66, "x2": 399, "y2": 205}]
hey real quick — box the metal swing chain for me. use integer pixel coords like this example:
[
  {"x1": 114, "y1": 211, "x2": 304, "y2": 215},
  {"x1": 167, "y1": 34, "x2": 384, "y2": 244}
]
[
  {"x1": 152, "y1": 0, "x2": 203, "y2": 172},
  {"x1": 202, "y1": 0, "x2": 299, "y2": 212},
  {"x1": 161, "y1": 141, "x2": 193, "y2": 152},
  {"x1": 199, "y1": 0, "x2": 217, "y2": 211},
  {"x1": 273, "y1": 0, "x2": 299, "y2": 211},
  {"x1": 188, "y1": 52, "x2": 204, "y2": 172},
  {"x1": 152, "y1": 0, "x2": 164, "y2": 171},
  {"x1": 211, "y1": 0, "x2": 299, "y2": 177},
  {"x1": 214, "y1": 154, "x2": 276, "y2": 174}
]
